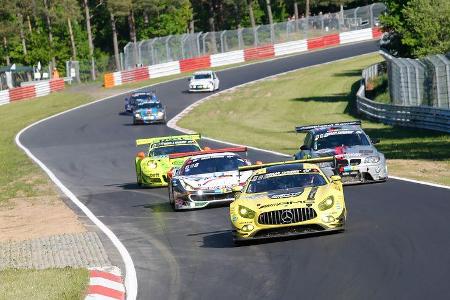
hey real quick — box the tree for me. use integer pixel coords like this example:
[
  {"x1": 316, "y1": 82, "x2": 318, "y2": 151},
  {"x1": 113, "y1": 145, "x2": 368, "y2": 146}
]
[
  {"x1": 56, "y1": 0, "x2": 81, "y2": 60},
  {"x1": 82, "y1": 0, "x2": 96, "y2": 80},
  {"x1": 380, "y1": 0, "x2": 450, "y2": 58},
  {"x1": 107, "y1": 0, "x2": 131, "y2": 70}
]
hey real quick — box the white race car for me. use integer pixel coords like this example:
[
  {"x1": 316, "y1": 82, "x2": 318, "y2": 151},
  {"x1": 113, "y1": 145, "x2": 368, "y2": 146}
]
[
  {"x1": 188, "y1": 70, "x2": 220, "y2": 92},
  {"x1": 168, "y1": 147, "x2": 251, "y2": 210}
]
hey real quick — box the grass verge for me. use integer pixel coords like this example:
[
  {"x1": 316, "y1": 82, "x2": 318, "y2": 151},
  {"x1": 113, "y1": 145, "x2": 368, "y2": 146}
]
[
  {"x1": 178, "y1": 53, "x2": 450, "y2": 186},
  {"x1": 0, "y1": 268, "x2": 89, "y2": 300}
]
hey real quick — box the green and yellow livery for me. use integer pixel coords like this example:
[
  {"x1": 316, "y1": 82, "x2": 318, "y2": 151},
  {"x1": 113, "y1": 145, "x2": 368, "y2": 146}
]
[{"x1": 135, "y1": 134, "x2": 202, "y2": 187}]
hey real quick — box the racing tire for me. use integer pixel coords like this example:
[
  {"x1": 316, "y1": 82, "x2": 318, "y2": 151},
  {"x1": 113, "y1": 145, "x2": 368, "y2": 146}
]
[{"x1": 168, "y1": 186, "x2": 180, "y2": 211}]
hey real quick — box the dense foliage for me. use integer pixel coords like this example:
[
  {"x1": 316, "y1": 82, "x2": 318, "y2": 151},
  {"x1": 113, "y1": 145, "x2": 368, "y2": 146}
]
[
  {"x1": 380, "y1": 0, "x2": 450, "y2": 58},
  {"x1": 0, "y1": 0, "x2": 376, "y2": 78}
]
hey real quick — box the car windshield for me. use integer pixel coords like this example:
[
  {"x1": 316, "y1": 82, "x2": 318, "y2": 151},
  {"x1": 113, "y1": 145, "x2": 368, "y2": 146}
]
[
  {"x1": 193, "y1": 74, "x2": 211, "y2": 80},
  {"x1": 151, "y1": 144, "x2": 200, "y2": 156},
  {"x1": 246, "y1": 170, "x2": 327, "y2": 194},
  {"x1": 137, "y1": 102, "x2": 162, "y2": 109},
  {"x1": 314, "y1": 132, "x2": 369, "y2": 150},
  {"x1": 182, "y1": 156, "x2": 247, "y2": 175},
  {"x1": 132, "y1": 96, "x2": 151, "y2": 101}
]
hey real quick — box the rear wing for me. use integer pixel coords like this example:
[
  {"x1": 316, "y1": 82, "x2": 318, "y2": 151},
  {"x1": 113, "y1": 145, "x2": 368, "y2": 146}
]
[
  {"x1": 295, "y1": 121, "x2": 361, "y2": 132},
  {"x1": 169, "y1": 147, "x2": 247, "y2": 159},
  {"x1": 136, "y1": 134, "x2": 201, "y2": 146},
  {"x1": 238, "y1": 157, "x2": 335, "y2": 173}
]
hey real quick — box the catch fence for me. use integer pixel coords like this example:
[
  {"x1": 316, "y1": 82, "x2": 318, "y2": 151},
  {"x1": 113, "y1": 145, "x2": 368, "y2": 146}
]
[
  {"x1": 356, "y1": 62, "x2": 450, "y2": 133},
  {"x1": 123, "y1": 3, "x2": 386, "y2": 70}
]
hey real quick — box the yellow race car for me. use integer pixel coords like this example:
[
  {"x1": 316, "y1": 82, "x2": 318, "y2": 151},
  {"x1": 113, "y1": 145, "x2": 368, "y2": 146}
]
[{"x1": 230, "y1": 157, "x2": 346, "y2": 243}]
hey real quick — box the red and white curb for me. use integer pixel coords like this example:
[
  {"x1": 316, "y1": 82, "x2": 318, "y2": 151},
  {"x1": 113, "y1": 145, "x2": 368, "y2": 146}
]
[{"x1": 85, "y1": 267, "x2": 125, "y2": 300}]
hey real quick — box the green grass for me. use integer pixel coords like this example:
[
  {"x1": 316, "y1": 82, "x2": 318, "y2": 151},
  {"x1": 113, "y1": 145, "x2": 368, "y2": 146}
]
[
  {"x1": 178, "y1": 53, "x2": 450, "y2": 186},
  {"x1": 366, "y1": 73, "x2": 391, "y2": 104},
  {"x1": 0, "y1": 268, "x2": 89, "y2": 300}
]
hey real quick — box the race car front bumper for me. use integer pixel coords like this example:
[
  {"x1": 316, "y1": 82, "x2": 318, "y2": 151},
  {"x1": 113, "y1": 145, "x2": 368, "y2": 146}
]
[
  {"x1": 140, "y1": 172, "x2": 169, "y2": 187},
  {"x1": 231, "y1": 206, "x2": 346, "y2": 242},
  {"x1": 134, "y1": 115, "x2": 166, "y2": 124},
  {"x1": 321, "y1": 160, "x2": 388, "y2": 185},
  {"x1": 189, "y1": 84, "x2": 213, "y2": 92},
  {"x1": 173, "y1": 189, "x2": 235, "y2": 210}
]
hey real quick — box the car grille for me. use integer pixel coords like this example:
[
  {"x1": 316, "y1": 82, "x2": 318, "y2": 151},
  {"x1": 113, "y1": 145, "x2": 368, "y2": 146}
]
[
  {"x1": 189, "y1": 192, "x2": 234, "y2": 202},
  {"x1": 258, "y1": 208, "x2": 317, "y2": 225},
  {"x1": 337, "y1": 158, "x2": 361, "y2": 166},
  {"x1": 253, "y1": 224, "x2": 325, "y2": 238},
  {"x1": 350, "y1": 159, "x2": 361, "y2": 165}
]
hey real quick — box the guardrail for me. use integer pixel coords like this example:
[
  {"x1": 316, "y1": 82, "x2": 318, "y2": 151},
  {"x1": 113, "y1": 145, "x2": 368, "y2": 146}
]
[
  {"x1": 104, "y1": 27, "x2": 382, "y2": 88},
  {"x1": 0, "y1": 79, "x2": 65, "y2": 106},
  {"x1": 357, "y1": 63, "x2": 450, "y2": 133}
]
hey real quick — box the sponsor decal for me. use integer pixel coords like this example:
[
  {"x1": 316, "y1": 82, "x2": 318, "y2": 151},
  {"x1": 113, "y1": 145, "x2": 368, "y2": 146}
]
[
  {"x1": 251, "y1": 169, "x2": 319, "y2": 181},
  {"x1": 315, "y1": 130, "x2": 361, "y2": 140},
  {"x1": 307, "y1": 187, "x2": 318, "y2": 200},
  {"x1": 257, "y1": 200, "x2": 305, "y2": 209},
  {"x1": 269, "y1": 192, "x2": 303, "y2": 199},
  {"x1": 231, "y1": 215, "x2": 238, "y2": 222}
]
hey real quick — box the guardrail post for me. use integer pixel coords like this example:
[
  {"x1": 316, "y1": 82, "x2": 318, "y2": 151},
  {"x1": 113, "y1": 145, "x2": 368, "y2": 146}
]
[
  {"x1": 165, "y1": 35, "x2": 172, "y2": 62},
  {"x1": 237, "y1": 28, "x2": 244, "y2": 49},
  {"x1": 220, "y1": 30, "x2": 226, "y2": 53}
]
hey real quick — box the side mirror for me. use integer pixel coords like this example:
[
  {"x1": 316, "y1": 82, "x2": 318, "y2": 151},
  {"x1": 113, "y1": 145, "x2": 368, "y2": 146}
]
[
  {"x1": 203, "y1": 146, "x2": 211, "y2": 151},
  {"x1": 255, "y1": 161, "x2": 263, "y2": 165},
  {"x1": 232, "y1": 185, "x2": 243, "y2": 198},
  {"x1": 136, "y1": 152, "x2": 145, "y2": 159},
  {"x1": 330, "y1": 175, "x2": 341, "y2": 182},
  {"x1": 232, "y1": 185, "x2": 243, "y2": 192},
  {"x1": 300, "y1": 145, "x2": 310, "y2": 151},
  {"x1": 371, "y1": 138, "x2": 380, "y2": 144},
  {"x1": 188, "y1": 78, "x2": 191, "y2": 82}
]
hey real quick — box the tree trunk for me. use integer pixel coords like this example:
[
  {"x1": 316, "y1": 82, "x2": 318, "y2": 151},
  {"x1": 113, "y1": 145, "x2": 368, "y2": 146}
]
[
  {"x1": 17, "y1": 14, "x2": 28, "y2": 56},
  {"x1": 208, "y1": 1, "x2": 217, "y2": 53},
  {"x1": 3, "y1": 37, "x2": 10, "y2": 65},
  {"x1": 265, "y1": 0, "x2": 273, "y2": 25},
  {"x1": 128, "y1": 8, "x2": 138, "y2": 67},
  {"x1": 294, "y1": 2, "x2": 299, "y2": 32},
  {"x1": 83, "y1": 0, "x2": 96, "y2": 80},
  {"x1": 248, "y1": 0, "x2": 256, "y2": 29},
  {"x1": 43, "y1": 0, "x2": 56, "y2": 68},
  {"x1": 67, "y1": 18, "x2": 77, "y2": 60},
  {"x1": 27, "y1": 15, "x2": 32, "y2": 33},
  {"x1": 306, "y1": 0, "x2": 310, "y2": 18},
  {"x1": 110, "y1": 12, "x2": 121, "y2": 71}
]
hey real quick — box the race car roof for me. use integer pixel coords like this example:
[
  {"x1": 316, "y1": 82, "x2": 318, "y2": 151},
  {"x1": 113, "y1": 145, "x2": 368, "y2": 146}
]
[
  {"x1": 169, "y1": 147, "x2": 247, "y2": 159},
  {"x1": 295, "y1": 121, "x2": 361, "y2": 133},
  {"x1": 239, "y1": 157, "x2": 335, "y2": 173},
  {"x1": 193, "y1": 70, "x2": 213, "y2": 75},
  {"x1": 136, "y1": 134, "x2": 201, "y2": 146}
]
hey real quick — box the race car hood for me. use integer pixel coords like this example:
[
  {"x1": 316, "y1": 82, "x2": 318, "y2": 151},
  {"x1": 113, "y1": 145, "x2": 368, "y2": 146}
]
[
  {"x1": 177, "y1": 170, "x2": 252, "y2": 191},
  {"x1": 190, "y1": 79, "x2": 213, "y2": 86},
  {"x1": 140, "y1": 155, "x2": 188, "y2": 175},
  {"x1": 236, "y1": 185, "x2": 332, "y2": 212},
  {"x1": 313, "y1": 145, "x2": 378, "y2": 158}
]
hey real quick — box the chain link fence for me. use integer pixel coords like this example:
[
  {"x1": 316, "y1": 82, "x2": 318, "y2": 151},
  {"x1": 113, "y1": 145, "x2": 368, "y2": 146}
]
[
  {"x1": 357, "y1": 62, "x2": 450, "y2": 133},
  {"x1": 382, "y1": 51, "x2": 450, "y2": 109},
  {"x1": 123, "y1": 3, "x2": 386, "y2": 70}
]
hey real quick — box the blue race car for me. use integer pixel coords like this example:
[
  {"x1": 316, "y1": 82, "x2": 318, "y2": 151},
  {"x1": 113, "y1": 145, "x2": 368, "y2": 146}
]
[
  {"x1": 133, "y1": 100, "x2": 166, "y2": 124},
  {"x1": 125, "y1": 91, "x2": 158, "y2": 112}
]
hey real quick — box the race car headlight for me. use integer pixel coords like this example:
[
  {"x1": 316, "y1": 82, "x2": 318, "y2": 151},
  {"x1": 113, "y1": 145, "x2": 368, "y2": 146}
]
[
  {"x1": 238, "y1": 205, "x2": 255, "y2": 219},
  {"x1": 157, "y1": 111, "x2": 164, "y2": 117},
  {"x1": 134, "y1": 113, "x2": 141, "y2": 119},
  {"x1": 147, "y1": 161, "x2": 157, "y2": 169},
  {"x1": 318, "y1": 196, "x2": 334, "y2": 211},
  {"x1": 364, "y1": 156, "x2": 380, "y2": 164},
  {"x1": 182, "y1": 182, "x2": 196, "y2": 191}
]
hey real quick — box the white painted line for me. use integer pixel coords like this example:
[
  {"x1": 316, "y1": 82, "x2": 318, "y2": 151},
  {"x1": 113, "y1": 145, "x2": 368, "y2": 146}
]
[
  {"x1": 85, "y1": 294, "x2": 120, "y2": 300},
  {"x1": 390, "y1": 176, "x2": 450, "y2": 190},
  {"x1": 89, "y1": 278, "x2": 125, "y2": 292}
]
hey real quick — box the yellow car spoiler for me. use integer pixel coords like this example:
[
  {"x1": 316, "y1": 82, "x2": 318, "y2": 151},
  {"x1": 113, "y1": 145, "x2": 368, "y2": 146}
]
[
  {"x1": 136, "y1": 134, "x2": 201, "y2": 146},
  {"x1": 238, "y1": 156, "x2": 335, "y2": 172}
]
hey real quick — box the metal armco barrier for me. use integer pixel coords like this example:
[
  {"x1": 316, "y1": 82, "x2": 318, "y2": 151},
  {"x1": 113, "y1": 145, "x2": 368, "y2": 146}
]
[
  {"x1": 103, "y1": 27, "x2": 383, "y2": 88},
  {"x1": 0, "y1": 79, "x2": 65, "y2": 106},
  {"x1": 357, "y1": 63, "x2": 450, "y2": 133}
]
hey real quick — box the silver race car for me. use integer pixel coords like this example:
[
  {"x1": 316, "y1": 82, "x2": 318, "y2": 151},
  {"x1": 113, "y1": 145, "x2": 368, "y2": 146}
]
[
  {"x1": 168, "y1": 147, "x2": 252, "y2": 210},
  {"x1": 293, "y1": 121, "x2": 388, "y2": 184}
]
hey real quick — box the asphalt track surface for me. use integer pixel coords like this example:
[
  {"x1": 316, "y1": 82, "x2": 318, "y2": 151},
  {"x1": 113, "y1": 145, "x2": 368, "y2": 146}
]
[{"x1": 21, "y1": 41, "x2": 450, "y2": 300}]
